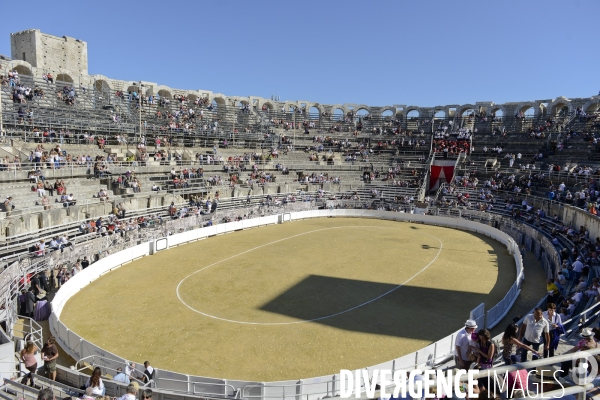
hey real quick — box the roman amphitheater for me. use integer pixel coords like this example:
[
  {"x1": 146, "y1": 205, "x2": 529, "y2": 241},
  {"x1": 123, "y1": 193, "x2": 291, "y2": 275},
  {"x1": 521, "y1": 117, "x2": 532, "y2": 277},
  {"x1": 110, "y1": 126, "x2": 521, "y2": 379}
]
[{"x1": 0, "y1": 29, "x2": 599, "y2": 400}]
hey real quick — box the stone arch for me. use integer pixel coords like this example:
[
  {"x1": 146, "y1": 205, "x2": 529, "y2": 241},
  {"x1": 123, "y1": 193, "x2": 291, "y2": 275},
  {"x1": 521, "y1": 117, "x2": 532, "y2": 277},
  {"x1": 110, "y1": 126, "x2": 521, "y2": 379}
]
[
  {"x1": 283, "y1": 102, "x2": 297, "y2": 113},
  {"x1": 459, "y1": 105, "x2": 476, "y2": 117},
  {"x1": 13, "y1": 64, "x2": 32, "y2": 76},
  {"x1": 517, "y1": 102, "x2": 539, "y2": 117},
  {"x1": 7, "y1": 60, "x2": 33, "y2": 75},
  {"x1": 406, "y1": 108, "x2": 420, "y2": 119},
  {"x1": 490, "y1": 105, "x2": 506, "y2": 117},
  {"x1": 550, "y1": 101, "x2": 571, "y2": 116},
  {"x1": 187, "y1": 93, "x2": 198, "y2": 102},
  {"x1": 433, "y1": 109, "x2": 446, "y2": 119},
  {"x1": 94, "y1": 79, "x2": 111, "y2": 92},
  {"x1": 583, "y1": 99, "x2": 600, "y2": 113},
  {"x1": 333, "y1": 107, "x2": 345, "y2": 121},
  {"x1": 309, "y1": 106, "x2": 321, "y2": 119},
  {"x1": 56, "y1": 73, "x2": 74, "y2": 84},
  {"x1": 381, "y1": 108, "x2": 395, "y2": 118},
  {"x1": 157, "y1": 87, "x2": 173, "y2": 99},
  {"x1": 261, "y1": 101, "x2": 274, "y2": 112},
  {"x1": 211, "y1": 96, "x2": 226, "y2": 112},
  {"x1": 356, "y1": 107, "x2": 370, "y2": 118},
  {"x1": 308, "y1": 103, "x2": 325, "y2": 115}
]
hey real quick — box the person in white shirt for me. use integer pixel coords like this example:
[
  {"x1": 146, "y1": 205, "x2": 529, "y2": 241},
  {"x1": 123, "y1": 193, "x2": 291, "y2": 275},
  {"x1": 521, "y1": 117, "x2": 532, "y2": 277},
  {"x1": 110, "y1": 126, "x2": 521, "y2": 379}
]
[
  {"x1": 518, "y1": 308, "x2": 549, "y2": 361},
  {"x1": 454, "y1": 319, "x2": 478, "y2": 369},
  {"x1": 85, "y1": 367, "x2": 105, "y2": 395}
]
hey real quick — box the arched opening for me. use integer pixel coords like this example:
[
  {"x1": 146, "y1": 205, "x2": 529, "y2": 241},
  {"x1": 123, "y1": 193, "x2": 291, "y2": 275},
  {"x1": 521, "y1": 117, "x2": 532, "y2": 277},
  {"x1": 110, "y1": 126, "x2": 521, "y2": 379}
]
[
  {"x1": 13, "y1": 65, "x2": 32, "y2": 76},
  {"x1": 94, "y1": 80, "x2": 111, "y2": 92},
  {"x1": 381, "y1": 109, "x2": 394, "y2": 118},
  {"x1": 56, "y1": 73, "x2": 73, "y2": 84},
  {"x1": 434, "y1": 110, "x2": 446, "y2": 119},
  {"x1": 212, "y1": 97, "x2": 226, "y2": 112},
  {"x1": 261, "y1": 102, "x2": 274, "y2": 113},
  {"x1": 521, "y1": 106, "x2": 535, "y2": 118},
  {"x1": 158, "y1": 89, "x2": 172, "y2": 99},
  {"x1": 309, "y1": 106, "x2": 320, "y2": 119},
  {"x1": 552, "y1": 103, "x2": 569, "y2": 116},
  {"x1": 333, "y1": 108, "x2": 345, "y2": 121},
  {"x1": 461, "y1": 108, "x2": 475, "y2": 118},
  {"x1": 356, "y1": 108, "x2": 370, "y2": 119},
  {"x1": 407, "y1": 109, "x2": 420, "y2": 119},
  {"x1": 491, "y1": 108, "x2": 504, "y2": 118},
  {"x1": 187, "y1": 94, "x2": 198, "y2": 102},
  {"x1": 586, "y1": 103, "x2": 600, "y2": 113}
]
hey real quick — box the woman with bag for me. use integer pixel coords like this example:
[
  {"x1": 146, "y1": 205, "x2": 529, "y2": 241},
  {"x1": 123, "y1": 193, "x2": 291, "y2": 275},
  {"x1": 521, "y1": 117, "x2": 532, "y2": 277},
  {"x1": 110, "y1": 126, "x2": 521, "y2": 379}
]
[{"x1": 543, "y1": 302, "x2": 564, "y2": 358}]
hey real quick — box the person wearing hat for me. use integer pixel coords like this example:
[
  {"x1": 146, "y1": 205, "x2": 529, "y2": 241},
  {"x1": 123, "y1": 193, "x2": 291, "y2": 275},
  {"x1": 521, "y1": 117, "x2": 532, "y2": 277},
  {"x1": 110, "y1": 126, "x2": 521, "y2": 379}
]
[
  {"x1": 559, "y1": 328, "x2": 598, "y2": 379},
  {"x1": 455, "y1": 319, "x2": 478, "y2": 369},
  {"x1": 518, "y1": 308, "x2": 549, "y2": 362}
]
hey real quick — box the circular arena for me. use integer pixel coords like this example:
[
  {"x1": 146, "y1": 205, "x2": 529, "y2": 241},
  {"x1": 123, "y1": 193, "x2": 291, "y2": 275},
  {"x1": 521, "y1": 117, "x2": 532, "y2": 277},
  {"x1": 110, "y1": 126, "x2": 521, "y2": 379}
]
[
  {"x1": 54, "y1": 213, "x2": 516, "y2": 382},
  {"x1": 1, "y1": 22, "x2": 598, "y2": 400}
]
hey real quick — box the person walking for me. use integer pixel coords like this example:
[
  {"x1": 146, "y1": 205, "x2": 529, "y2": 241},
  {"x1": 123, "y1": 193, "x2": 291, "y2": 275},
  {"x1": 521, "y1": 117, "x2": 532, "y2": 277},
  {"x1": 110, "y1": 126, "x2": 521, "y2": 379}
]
[
  {"x1": 518, "y1": 307, "x2": 550, "y2": 361},
  {"x1": 20, "y1": 341, "x2": 39, "y2": 387}
]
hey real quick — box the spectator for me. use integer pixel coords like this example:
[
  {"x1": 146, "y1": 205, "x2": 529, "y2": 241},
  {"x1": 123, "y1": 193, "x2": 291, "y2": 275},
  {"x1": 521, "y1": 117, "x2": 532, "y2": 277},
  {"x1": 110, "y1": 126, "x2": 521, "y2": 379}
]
[
  {"x1": 98, "y1": 189, "x2": 109, "y2": 201},
  {"x1": 37, "y1": 388, "x2": 55, "y2": 400},
  {"x1": 20, "y1": 341, "x2": 39, "y2": 387},
  {"x1": 454, "y1": 319, "x2": 477, "y2": 369},
  {"x1": 81, "y1": 387, "x2": 94, "y2": 400},
  {"x1": 125, "y1": 362, "x2": 136, "y2": 379},
  {"x1": 469, "y1": 329, "x2": 495, "y2": 370},
  {"x1": 85, "y1": 366, "x2": 105, "y2": 395},
  {"x1": 41, "y1": 195, "x2": 51, "y2": 210},
  {"x1": 41, "y1": 336, "x2": 59, "y2": 381},
  {"x1": 25, "y1": 287, "x2": 36, "y2": 318},
  {"x1": 113, "y1": 367, "x2": 130, "y2": 384},
  {"x1": 559, "y1": 328, "x2": 597, "y2": 378},
  {"x1": 117, "y1": 382, "x2": 139, "y2": 400},
  {"x1": 142, "y1": 361, "x2": 154, "y2": 383},
  {"x1": 501, "y1": 323, "x2": 539, "y2": 365},
  {"x1": 518, "y1": 307, "x2": 550, "y2": 361},
  {"x1": 4, "y1": 196, "x2": 14, "y2": 214}
]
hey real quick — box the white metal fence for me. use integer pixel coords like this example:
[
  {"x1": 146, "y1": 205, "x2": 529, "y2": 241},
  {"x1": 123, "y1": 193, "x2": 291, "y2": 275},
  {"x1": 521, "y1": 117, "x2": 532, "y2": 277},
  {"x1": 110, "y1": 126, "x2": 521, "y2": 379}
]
[{"x1": 46, "y1": 209, "x2": 525, "y2": 400}]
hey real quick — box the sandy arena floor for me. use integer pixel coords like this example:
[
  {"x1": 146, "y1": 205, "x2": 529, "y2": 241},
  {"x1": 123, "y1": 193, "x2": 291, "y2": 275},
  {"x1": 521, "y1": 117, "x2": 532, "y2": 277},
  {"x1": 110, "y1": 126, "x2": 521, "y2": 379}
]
[{"x1": 59, "y1": 217, "x2": 516, "y2": 381}]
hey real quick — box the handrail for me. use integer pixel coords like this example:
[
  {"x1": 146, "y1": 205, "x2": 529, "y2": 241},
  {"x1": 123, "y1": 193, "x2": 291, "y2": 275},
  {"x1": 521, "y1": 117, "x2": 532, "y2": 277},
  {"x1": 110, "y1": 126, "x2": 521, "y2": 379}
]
[
  {"x1": 46, "y1": 208, "x2": 523, "y2": 400},
  {"x1": 363, "y1": 348, "x2": 600, "y2": 399},
  {"x1": 12, "y1": 316, "x2": 44, "y2": 351}
]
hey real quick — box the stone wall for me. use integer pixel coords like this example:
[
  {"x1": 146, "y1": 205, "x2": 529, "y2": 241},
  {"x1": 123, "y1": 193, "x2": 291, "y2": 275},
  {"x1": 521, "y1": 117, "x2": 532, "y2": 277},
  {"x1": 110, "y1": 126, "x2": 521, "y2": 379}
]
[
  {"x1": 4, "y1": 29, "x2": 600, "y2": 122},
  {"x1": 10, "y1": 29, "x2": 88, "y2": 77}
]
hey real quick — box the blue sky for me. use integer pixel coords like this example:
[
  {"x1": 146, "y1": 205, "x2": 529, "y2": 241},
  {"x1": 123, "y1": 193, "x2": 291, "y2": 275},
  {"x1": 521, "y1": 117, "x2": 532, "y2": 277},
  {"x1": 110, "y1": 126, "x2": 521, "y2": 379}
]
[{"x1": 1, "y1": 0, "x2": 598, "y2": 107}]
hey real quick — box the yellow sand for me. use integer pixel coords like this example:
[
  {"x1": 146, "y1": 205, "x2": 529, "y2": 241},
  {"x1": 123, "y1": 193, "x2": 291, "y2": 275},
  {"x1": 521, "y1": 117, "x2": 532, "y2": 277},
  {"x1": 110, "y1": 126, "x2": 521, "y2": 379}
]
[{"x1": 60, "y1": 218, "x2": 514, "y2": 381}]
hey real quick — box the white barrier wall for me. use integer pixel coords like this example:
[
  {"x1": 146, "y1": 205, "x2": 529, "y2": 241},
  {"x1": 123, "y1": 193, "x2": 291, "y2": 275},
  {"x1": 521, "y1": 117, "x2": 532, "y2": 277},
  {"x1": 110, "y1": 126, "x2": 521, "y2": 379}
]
[{"x1": 50, "y1": 210, "x2": 524, "y2": 400}]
